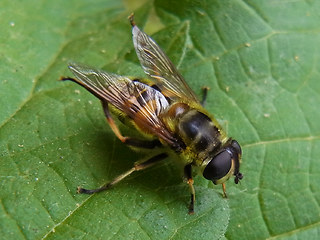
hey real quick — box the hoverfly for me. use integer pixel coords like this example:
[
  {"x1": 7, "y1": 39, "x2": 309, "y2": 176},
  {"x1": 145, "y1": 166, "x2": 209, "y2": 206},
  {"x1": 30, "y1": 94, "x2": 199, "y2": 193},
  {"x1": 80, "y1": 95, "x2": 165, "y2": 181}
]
[{"x1": 61, "y1": 15, "x2": 243, "y2": 214}]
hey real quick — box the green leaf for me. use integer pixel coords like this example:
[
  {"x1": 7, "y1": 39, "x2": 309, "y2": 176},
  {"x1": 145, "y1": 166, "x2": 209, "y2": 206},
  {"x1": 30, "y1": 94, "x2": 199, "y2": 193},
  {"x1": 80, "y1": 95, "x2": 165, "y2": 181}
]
[{"x1": 1, "y1": 0, "x2": 319, "y2": 239}]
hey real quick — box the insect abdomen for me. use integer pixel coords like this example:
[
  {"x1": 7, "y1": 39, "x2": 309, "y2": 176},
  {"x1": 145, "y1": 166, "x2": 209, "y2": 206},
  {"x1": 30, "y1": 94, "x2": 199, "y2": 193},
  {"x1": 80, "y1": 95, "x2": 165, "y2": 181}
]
[{"x1": 178, "y1": 109, "x2": 222, "y2": 157}]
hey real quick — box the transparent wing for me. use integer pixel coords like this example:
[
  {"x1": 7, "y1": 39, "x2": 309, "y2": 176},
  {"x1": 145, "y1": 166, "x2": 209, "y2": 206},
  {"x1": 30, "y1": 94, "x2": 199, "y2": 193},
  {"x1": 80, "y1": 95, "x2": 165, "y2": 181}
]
[
  {"x1": 67, "y1": 63, "x2": 176, "y2": 145},
  {"x1": 132, "y1": 25, "x2": 199, "y2": 103}
]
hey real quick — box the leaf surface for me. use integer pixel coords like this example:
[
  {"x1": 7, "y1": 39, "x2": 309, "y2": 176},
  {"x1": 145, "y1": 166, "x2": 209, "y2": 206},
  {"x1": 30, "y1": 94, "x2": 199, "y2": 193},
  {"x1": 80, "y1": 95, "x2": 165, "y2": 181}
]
[{"x1": 1, "y1": 0, "x2": 320, "y2": 239}]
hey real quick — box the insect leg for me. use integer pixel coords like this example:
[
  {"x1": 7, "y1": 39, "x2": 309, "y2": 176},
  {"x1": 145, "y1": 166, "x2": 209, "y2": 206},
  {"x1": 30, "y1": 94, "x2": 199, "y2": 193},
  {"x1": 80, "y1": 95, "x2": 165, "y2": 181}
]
[
  {"x1": 101, "y1": 100, "x2": 162, "y2": 149},
  {"x1": 200, "y1": 86, "x2": 210, "y2": 106},
  {"x1": 78, "y1": 153, "x2": 168, "y2": 194},
  {"x1": 222, "y1": 183, "x2": 227, "y2": 198},
  {"x1": 184, "y1": 164, "x2": 195, "y2": 214}
]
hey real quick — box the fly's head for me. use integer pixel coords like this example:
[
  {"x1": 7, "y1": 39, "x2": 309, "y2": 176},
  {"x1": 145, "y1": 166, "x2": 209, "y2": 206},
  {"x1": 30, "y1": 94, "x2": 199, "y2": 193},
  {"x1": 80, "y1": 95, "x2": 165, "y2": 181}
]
[{"x1": 202, "y1": 139, "x2": 243, "y2": 185}]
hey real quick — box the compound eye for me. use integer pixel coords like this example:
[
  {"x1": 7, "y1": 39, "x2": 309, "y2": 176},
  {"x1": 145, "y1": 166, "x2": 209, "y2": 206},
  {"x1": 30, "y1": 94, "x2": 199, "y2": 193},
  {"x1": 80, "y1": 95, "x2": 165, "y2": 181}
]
[
  {"x1": 203, "y1": 150, "x2": 232, "y2": 184},
  {"x1": 231, "y1": 140, "x2": 242, "y2": 155}
]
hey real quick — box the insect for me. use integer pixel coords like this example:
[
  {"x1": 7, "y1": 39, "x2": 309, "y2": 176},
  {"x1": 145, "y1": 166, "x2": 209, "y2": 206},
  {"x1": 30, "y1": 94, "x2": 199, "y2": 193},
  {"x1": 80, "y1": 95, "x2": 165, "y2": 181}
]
[{"x1": 61, "y1": 15, "x2": 243, "y2": 214}]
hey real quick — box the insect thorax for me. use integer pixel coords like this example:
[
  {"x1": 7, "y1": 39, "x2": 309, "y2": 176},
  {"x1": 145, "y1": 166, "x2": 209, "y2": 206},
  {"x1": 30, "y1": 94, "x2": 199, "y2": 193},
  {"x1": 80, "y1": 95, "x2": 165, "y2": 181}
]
[{"x1": 161, "y1": 103, "x2": 226, "y2": 165}]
